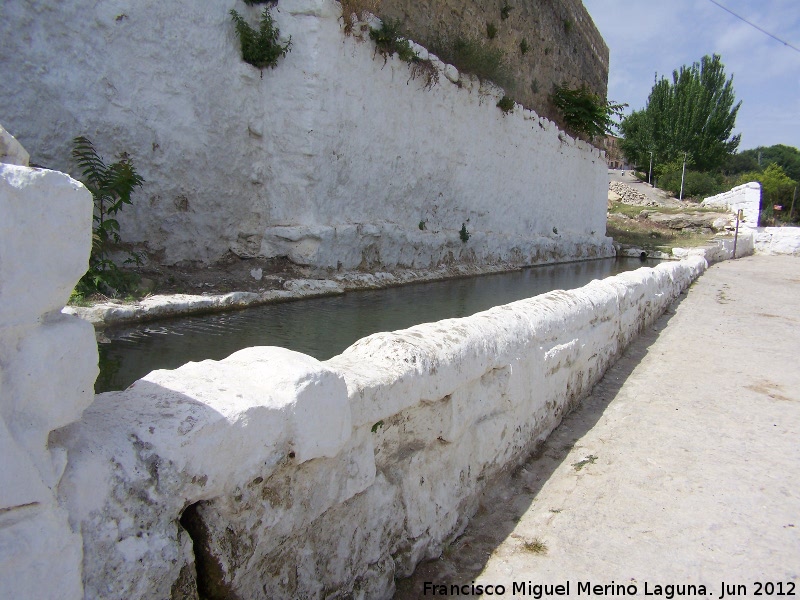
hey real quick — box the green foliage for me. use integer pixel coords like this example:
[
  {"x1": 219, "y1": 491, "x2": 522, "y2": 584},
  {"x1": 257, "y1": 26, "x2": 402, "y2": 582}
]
[
  {"x1": 620, "y1": 54, "x2": 740, "y2": 172},
  {"x1": 418, "y1": 220, "x2": 426, "y2": 230},
  {"x1": 501, "y1": 1, "x2": 513, "y2": 20},
  {"x1": 426, "y1": 34, "x2": 511, "y2": 88},
  {"x1": 736, "y1": 163, "x2": 797, "y2": 222},
  {"x1": 728, "y1": 144, "x2": 800, "y2": 181},
  {"x1": 563, "y1": 19, "x2": 572, "y2": 33},
  {"x1": 497, "y1": 95, "x2": 515, "y2": 113},
  {"x1": 658, "y1": 169, "x2": 724, "y2": 199},
  {"x1": 486, "y1": 22, "x2": 498, "y2": 39},
  {"x1": 71, "y1": 136, "x2": 144, "y2": 299},
  {"x1": 230, "y1": 7, "x2": 292, "y2": 70},
  {"x1": 519, "y1": 38, "x2": 529, "y2": 55},
  {"x1": 370, "y1": 18, "x2": 415, "y2": 62},
  {"x1": 551, "y1": 84, "x2": 626, "y2": 139},
  {"x1": 459, "y1": 223, "x2": 470, "y2": 243}
]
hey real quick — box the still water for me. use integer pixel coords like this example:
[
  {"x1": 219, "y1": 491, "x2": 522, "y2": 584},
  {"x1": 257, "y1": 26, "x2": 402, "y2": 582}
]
[{"x1": 96, "y1": 257, "x2": 658, "y2": 392}]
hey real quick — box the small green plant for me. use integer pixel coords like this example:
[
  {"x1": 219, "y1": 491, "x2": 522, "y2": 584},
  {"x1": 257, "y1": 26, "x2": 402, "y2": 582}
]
[
  {"x1": 519, "y1": 38, "x2": 529, "y2": 55},
  {"x1": 544, "y1": 46, "x2": 552, "y2": 55},
  {"x1": 418, "y1": 220, "x2": 426, "y2": 230},
  {"x1": 371, "y1": 420, "x2": 385, "y2": 433},
  {"x1": 552, "y1": 226, "x2": 558, "y2": 234},
  {"x1": 486, "y1": 22, "x2": 498, "y2": 39},
  {"x1": 370, "y1": 18, "x2": 415, "y2": 62},
  {"x1": 459, "y1": 223, "x2": 470, "y2": 242},
  {"x1": 522, "y1": 538, "x2": 548, "y2": 554},
  {"x1": 497, "y1": 95, "x2": 515, "y2": 113},
  {"x1": 71, "y1": 136, "x2": 144, "y2": 299},
  {"x1": 427, "y1": 34, "x2": 510, "y2": 88},
  {"x1": 230, "y1": 7, "x2": 292, "y2": 71},
  {"x1": 530, "y1": 78, "x2": 540, "y2": 94},
  {"x1": 501, "y1": 1, "x2": 513, "y2": 20},
  {"x1": 572, "y1": 454, "x2": 598, "y2": 471},
  {"x1": 563, "y1": 19, "x2": 572, "y2": 33}
]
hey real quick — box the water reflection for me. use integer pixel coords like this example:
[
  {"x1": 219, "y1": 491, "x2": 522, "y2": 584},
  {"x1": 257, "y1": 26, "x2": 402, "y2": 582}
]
[{"x1": 97, "y1": 258, "x2": 658, "y2": 392}]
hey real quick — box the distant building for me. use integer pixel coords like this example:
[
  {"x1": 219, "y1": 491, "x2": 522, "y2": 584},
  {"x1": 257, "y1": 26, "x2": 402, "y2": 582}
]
[{"x1": 601, "y1": 135, "x2": 627, "y2": 169}]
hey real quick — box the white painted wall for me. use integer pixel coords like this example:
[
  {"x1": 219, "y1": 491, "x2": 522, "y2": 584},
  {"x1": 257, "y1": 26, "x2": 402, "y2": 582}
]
[
  {"x1": 52, "y1": 256, "x2": 706, "y2": 599},
  {"x1": 0, "y1": 164, "x2": 97, "y2": 600},
  {"x1": 755, "y1": 227, "x2": 800, "y2": 256},
  {"x1": 701, "y1": 182, "x2": 761, "y2": 230},
  {"x1": 701, "y1": 183, "x2": 800, "y2": 257},
  {"x1": 1, "y1": 0, "x2": 612, "y2": 269}
]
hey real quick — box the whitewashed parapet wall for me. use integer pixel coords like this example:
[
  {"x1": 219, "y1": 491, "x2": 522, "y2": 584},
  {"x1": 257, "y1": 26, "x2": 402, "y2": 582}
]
[
  {"x1": 0, "y1": 163, "x2": 97, "y2": 600},
  {"x1": 701, "y1": 182, "x2": 761, "y2": 230},
  {"x1": 701, "y1": 182, "x2": 800, "y2": 256},
  {"x1": 0, "y1": 0, "x2": 612, "y2": 269},
  {"x1": 52, "y1": 257, "x2": 707, "y2": 599},
  {"x1": 754, "y1": 227, "x2": 800, "y2": 256}
]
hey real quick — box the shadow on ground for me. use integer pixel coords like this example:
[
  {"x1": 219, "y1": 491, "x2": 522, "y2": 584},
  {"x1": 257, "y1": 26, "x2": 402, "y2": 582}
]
[{"x1": 393, "y1": 294, "x2": 686, "y2": 598}]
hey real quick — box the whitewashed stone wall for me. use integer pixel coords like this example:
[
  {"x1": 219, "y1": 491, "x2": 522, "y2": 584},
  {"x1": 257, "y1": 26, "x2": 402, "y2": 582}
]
[
  {"x1": 701, "y1": 182, "x2": 761, "y2": 230},
  {"x1": 701, "y1": 183, "x2": 800, "y2": 257},
  {"x1": 754, "y1": 227, "x2": 800, "y2": 256},
  {"x1": 51, "y1": 256, "x2": 706, "y2": 599},
  {"x1": 0, "y1": 0, "x2": 612, "y2": 270},
  {"x1": 0, "y1": 164, "x2": 97, "y2": 600}
]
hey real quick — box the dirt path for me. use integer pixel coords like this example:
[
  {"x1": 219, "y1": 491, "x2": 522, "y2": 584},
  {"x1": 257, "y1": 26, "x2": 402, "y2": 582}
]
[{"x1": 395, "y1": 255, "x2": 800, "y2": 598}]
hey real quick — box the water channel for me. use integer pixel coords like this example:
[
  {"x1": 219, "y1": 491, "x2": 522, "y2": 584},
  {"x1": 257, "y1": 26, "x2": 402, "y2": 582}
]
[{"x1": 96, "y1": 257, "x2": 659, "y2": 393}]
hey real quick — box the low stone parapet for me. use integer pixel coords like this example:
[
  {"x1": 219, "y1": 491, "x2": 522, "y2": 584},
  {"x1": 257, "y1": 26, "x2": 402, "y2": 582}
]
[{"x1": 53, "y1": 256, "x2": 707, "y2": 598}]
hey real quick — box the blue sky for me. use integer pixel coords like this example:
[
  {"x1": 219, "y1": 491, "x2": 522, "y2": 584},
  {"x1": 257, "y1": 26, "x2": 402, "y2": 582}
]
[{"x1": 581, "y1": 0, "x2": 800, "y2": 151}]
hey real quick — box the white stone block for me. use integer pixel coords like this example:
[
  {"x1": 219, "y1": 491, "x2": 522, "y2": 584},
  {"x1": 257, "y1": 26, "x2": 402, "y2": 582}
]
[
  {"x1": 0, "y1": 505, "x2": 83, "y2": 600},
  {"x1": 443, "y1": 64, "x2": 459, "y2": 84},
  {"x1": 0, "y1": 124, "x2": 29, "y2": 166},
  {"x1": 0, "y1": 166, "x2": 92, "y2": 326}
]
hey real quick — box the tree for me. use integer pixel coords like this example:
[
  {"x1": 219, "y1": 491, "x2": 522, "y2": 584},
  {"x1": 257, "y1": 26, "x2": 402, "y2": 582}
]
[
  {"x1": 620, "y1": 54, "x2": 741, "y2": 173},
  {"x1": 736, "y1": 163, "x2": 796, "y2": 221},
  {"x1": 728, "y1": 144, "x2": 800, "y2": 182}
]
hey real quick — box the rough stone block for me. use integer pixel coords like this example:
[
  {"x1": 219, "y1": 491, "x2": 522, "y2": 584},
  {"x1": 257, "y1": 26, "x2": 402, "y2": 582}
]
[
  {"x1": 0, "y1": 165, "x2": 92, "y2": 326},
  {"x1": 0, "y1": 124, "x2": 29, "y2": 166}
]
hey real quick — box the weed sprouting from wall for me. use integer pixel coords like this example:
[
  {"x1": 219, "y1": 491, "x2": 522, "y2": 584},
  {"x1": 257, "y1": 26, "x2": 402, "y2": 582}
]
[
  {"x1": 370, "y1": 19, "x2": 438, "y2": 88},
  {"x1": 497, "y1": 95, "x2": 515, "y2": 113},
  {"x1": 370, "y1": 18, "x2": 415, "y2": 62},
  {"x1": 408, "y1": 57, "x2": 439, "y2": 89},
  {"x1": 230, "y1": 7, "x2": 292, "y2": 72},
  {"x1": 486, "y1": 22, "x2": 498, "y2": 40},
  {"x1": 459, "y1": 223, "x2": 471, "y2": 242},
  {"x1": 501, "y1": 1, "x2": 513, "y2": 20},
  {"x1": 519, "y1": 38, "x2": 529, "y2": 55},
  {"x1": 427, "y1": 34, "x2": 511, "y2": 89}
]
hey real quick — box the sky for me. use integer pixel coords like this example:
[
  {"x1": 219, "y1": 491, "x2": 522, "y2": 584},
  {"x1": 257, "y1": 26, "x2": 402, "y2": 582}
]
[{"x1": 581, "y1": 0, "x2": 800, "y2": 151}]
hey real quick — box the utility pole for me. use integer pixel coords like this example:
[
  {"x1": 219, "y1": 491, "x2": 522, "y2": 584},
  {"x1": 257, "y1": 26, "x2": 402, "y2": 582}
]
[
  {"x1": 679, "y1": 151, "x2": 687, "y2": 201},
  {"x1": 649, "y1": 151, "x2": 654, "y2": 187},
  {"x1": 790, "y1": 186, "x2": 797, "y2": 222}
]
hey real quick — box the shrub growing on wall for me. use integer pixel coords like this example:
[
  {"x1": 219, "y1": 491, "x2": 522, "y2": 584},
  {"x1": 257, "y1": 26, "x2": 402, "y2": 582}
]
[
  {"x1": 230, "y1": 7, "x2": 292, "y2": 71},
  {"x1": 551, "y1": 84, "x2": 625, "y2": 140}
]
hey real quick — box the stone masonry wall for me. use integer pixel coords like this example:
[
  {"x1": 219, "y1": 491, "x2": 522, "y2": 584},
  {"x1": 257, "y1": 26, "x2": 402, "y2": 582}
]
[
  {"x1": 0, "y1": 0, "x2": 611, "y2": 269},
  {"x1": 377, "y1": 0, "x2": 609, "y2": 123}
]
